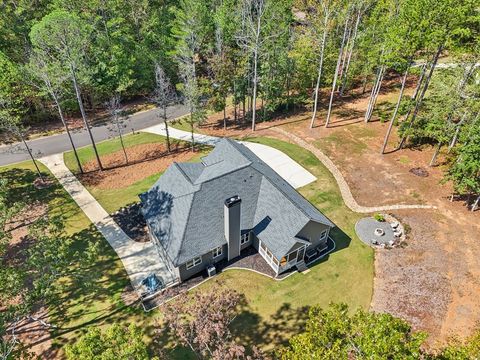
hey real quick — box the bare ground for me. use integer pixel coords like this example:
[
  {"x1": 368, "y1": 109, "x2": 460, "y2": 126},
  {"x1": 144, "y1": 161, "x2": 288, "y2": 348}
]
[{"x1": 184, "y1": 76, "x2": 479, "y2": 347}]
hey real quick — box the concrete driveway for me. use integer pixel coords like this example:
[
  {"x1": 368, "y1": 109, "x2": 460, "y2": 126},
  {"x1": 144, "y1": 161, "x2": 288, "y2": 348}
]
[{"x1": 142, "y1": 123, "x2": 317, "y2": 189}]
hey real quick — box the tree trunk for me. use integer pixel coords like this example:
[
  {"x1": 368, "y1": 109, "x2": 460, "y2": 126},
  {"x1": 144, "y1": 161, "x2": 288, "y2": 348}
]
[
  {"x1": 223, "y1": 104, "x2": 227, "y2": 130},
  {"x1": 412, "y1": 63, "x2": 427, "y2": 99},
  {"x1": 472, "y1": 195, "x2": 480, "y2": 212},
  {"x1": 337, "y1": 25, "x2": 352, "y2": 92},
  {"x1": 115, "y1": 114, "x2": 128, "y2": 164},
  {"x1": 325, "y1": 14, "x2": 350, "y2": 128},
  {"x1": 164, "y1": 106, "x2": 171, "y2": 153},
  {"x1": 242, "y1": 98, "x2": 246, "y2": 123},
  {"x1": 429, "y1": 141, "x2": 442, "y2": 167},
  {"x1": 190, "y1": 116, "x2": 195, "y2": 152},
  {"x1": 364, "y1": 68, "x2": 380, "y2": 122},
  {"x1": 252, "y1": 45, "x2": 258, "y2": 131},
  {"x1": 310, "y1": 21, "x2": 328, "y2": 129},
  {"x1": 71, "y1": 67, "x2": 103, "y2": 170},
  {"x1": 52, "y1": 92, "x2": 83, "y2": 173},
  {"x1": 20, "y1": 135, "x2": 43, "y2": 181},
  {"x1": 340, "y1": 11, "x2": 361, "y2": 96},
  {"x1": 398, "y1": 43, "x2": 443, "y2": 149},
  {"x1": 367, "y1": 65, "x2": 385, "y2": 121},
  {"x1": 233, "y1": 81, "x2": 237, "y2": 124},
  {"x1": 381, "y1": 62, "x2": 410, "y2": 154}
]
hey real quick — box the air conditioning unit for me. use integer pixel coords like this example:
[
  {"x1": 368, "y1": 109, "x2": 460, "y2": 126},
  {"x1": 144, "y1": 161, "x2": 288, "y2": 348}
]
[{"x1": 207, "y1": 264, "x2": 216, "y2": 277}]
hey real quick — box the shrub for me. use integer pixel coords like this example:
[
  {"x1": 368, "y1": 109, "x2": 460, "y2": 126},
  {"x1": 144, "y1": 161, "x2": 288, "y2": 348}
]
[{"x1": 373, "y1": 213, "x2": 385, "y2": 222}]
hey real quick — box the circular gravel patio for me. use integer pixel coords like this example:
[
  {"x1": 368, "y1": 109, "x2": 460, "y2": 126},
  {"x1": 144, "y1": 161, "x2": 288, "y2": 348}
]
[{"x1": 355, "y1": 217, "x2": 396, "y2": 247}]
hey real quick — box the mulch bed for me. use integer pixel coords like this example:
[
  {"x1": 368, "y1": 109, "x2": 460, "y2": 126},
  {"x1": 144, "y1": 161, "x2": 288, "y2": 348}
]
[
  {"x1": 79, "y1": 142, "x2": 195, "y2": 190},
  {"x1": 111, "y1": 203, "x2": 149, "y2": 242},
  {"x1": 409, "y1": 167, "x2": 429, "y2": 177}
]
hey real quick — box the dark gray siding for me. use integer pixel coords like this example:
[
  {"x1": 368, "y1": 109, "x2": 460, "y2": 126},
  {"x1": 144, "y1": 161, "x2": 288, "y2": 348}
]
[
  {"x1": 297, "y1": 221, "x2": 331, "y2": 249},
  {"x1": 177, "y1": 244, "x2": 227, "y2": 281}
]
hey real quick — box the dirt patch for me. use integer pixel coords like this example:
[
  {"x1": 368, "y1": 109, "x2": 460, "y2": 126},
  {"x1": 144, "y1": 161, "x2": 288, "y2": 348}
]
[
  {"x1": 410, "y1": 167, "x2": 429, "y2": 177},
  {"x1": 4, "y1": 201, "x2": 48, "y2": 266},
  {"x1": 80, "y1": 143, "x2": 196, "y2": 190},
  {"x1": 187, "y1": 76, "x2": 479, "y2": 347},
  {"x1": 8, "y1": 307, "x2": 56, "y2": 359}
]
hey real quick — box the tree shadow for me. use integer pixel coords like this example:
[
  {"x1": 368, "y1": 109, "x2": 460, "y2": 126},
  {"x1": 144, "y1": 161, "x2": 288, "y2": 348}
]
[{"x1": 231, "y1": 302, "x2": 311, "y2": 353}]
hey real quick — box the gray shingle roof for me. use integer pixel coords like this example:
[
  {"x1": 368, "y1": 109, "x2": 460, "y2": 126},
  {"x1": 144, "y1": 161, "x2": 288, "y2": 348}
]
[{"x1": 140, "y1": 138, "x2": 334, "y2": 266}]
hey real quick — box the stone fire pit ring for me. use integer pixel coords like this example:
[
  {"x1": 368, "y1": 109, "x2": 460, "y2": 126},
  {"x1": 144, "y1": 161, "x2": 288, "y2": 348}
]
[{"x1": 355, "y1": 217, "x2": 395, "y2": 247}]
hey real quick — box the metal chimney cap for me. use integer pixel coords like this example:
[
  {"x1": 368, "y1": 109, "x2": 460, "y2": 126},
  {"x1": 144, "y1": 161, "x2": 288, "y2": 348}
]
[{"x1": 225, "y1": 195, "x2": 241, "y2": 207}]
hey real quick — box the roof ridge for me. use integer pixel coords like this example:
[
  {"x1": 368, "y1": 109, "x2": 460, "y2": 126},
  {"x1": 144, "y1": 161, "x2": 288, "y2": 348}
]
[
  {"x1": 234, "y1": 140, "x2": 333, "y2": 226},
  {"x1": 233, "y1": 141, "x2": 317, "y2": 220},
  {"x1": 173, "y1": 161, "x2": 198, "y2": 184}
]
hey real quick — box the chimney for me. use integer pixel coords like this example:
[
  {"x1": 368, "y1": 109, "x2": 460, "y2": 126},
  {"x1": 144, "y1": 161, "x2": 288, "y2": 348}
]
[{"x1": 224, "y1": 195, "x2": 241, "y2": 261}]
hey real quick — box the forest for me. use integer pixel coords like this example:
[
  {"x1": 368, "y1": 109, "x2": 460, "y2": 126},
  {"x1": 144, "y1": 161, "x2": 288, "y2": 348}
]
[
  {"x1": 1, "y1": 0, "x2": 480, "y2": 358},
  {"x1": 0, "y1": 0, "x2": 479, "y2": 205}
]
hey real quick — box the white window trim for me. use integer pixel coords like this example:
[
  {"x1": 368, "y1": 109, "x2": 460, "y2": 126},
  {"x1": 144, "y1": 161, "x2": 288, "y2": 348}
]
[
  {"x1": 186, "y1": 256, "x2": 202, "y2": 270},
  {"x1": 320, "y1": 229, "x2": 328, "y2": 240},
  {"x1": 241, "y1": 232, "x2": 250, "y2": 245},
  {"x1": 212, "y1": 246, "x2": 223, "y2": 258}
]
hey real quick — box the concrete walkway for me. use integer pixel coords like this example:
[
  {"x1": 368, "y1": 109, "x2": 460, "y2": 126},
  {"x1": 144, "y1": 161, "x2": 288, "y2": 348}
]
[
  {"x1": 142, "y1": 123, "x2": 317, "y2": 189},
  {"x1": 273, "y1": 127, "x2": 436, "y2": 213},
  {"x1": 39, "y1": 154, "x2": 176, "y2": 290}
]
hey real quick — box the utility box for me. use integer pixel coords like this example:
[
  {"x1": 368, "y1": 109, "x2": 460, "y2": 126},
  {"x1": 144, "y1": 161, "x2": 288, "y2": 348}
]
[{"x1": 207, "y1": 264, "x2": 216, "y2": 277}]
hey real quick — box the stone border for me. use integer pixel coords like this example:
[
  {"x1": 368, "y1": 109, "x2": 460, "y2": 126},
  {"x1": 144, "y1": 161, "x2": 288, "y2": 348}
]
[{"x1": 273, "y1": 127, "x2": 437, "y2": 213}]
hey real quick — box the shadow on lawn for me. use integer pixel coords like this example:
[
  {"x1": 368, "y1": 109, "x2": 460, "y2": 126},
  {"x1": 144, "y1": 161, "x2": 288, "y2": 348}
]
[
  {"x1": 231, "y1": 302, "x2": 311, "y2": 354},
  {"x1": 1, "y1": 168, "x2": 140, "y2": 354},
  {"x1": 44, "y1": 223, "x2": 144, "y2": 350}
]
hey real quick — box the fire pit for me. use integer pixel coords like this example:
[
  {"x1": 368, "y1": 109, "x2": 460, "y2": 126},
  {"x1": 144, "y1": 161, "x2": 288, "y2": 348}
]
[{"x1": 374, "y1": 228, "x2": 385, "y2": 236}]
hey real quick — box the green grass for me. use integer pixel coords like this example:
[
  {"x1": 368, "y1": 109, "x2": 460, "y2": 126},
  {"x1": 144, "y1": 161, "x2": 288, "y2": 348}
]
[
  {"x1": 64, "y1": 132, "x2": 170, "y2": 173},
  {"x1": 192, "y1": 136, "x2": 374, "y2": 351},
  {"x1": 3, "y1": 134, "x2": 374, "y2": 357},
  {"x1": 0, "y1": 161, "x2": 141, "y2": 356}
]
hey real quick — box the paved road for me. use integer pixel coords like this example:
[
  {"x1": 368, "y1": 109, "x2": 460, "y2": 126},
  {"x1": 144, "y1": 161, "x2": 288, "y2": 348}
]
[{"x1": 0, "y1": 104, "x2": 188, "y2": 166}]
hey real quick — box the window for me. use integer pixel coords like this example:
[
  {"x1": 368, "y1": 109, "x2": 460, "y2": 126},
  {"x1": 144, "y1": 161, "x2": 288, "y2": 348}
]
[
  {"x1": 261, "y1": 242, "x2": 267, "y2": 251},
  {"x1": 186, "y1": 256, "x2": 202, "y2": 270},
  {"x1": 288, "y1": 251, "x2": 298, "y2": 263},
  {"x1": 320, "y1": 229, "x2": 328, "y2": 240},
  {"x1": 241, "y1": 232, "x2": 250, "y2": 245},
  {"x1": 212, "y1": 246, "x2": 222, "y2": 258}
]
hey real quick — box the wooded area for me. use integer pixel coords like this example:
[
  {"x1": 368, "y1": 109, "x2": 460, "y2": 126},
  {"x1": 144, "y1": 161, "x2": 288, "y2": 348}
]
[{"x1": 1, "y1": 0, "x2": 478, "y2": 207}]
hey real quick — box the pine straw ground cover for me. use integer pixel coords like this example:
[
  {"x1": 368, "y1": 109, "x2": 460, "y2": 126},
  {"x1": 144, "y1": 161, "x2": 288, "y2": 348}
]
[{"x1": 63, "y1": 132, "x2": 210, "y2": 214}]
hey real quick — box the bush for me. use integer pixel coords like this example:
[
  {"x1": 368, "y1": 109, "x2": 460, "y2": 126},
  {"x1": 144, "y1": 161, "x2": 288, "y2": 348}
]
[{"x1": 373, "y1": 213, "x2": 385, "y2": 222}]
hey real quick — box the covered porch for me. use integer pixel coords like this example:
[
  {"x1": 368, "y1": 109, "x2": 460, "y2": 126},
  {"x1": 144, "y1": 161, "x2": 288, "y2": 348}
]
[{"x1": 258, "y1": 239, "x2": 307, "y2": 276}]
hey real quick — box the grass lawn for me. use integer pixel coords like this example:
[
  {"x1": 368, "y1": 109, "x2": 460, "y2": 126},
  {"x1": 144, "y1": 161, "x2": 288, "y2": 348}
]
[
  {"x1": 189, "y1": 136, "x2": 374, "y2": 352},
  {"x1": 0, "y1": 161, "x2": 147, "y2": 356},
  {"x1": 63, "y1": 132, "x2": 210, "y2": 213},
  {"x1": 3, "y1": 131, "x2": 373, "y2": 357}
]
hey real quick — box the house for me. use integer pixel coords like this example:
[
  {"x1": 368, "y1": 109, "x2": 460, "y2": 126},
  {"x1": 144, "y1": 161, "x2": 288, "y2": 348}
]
[{"x1": 139, "y1": 138, "x2": 335, "y2": 284}]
